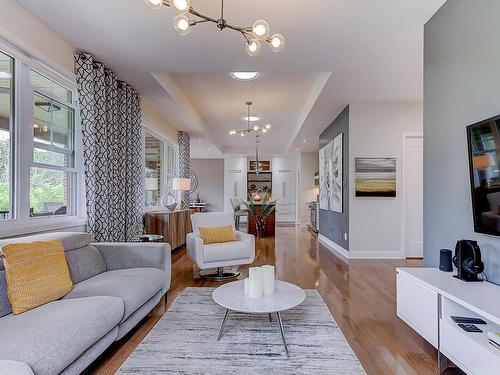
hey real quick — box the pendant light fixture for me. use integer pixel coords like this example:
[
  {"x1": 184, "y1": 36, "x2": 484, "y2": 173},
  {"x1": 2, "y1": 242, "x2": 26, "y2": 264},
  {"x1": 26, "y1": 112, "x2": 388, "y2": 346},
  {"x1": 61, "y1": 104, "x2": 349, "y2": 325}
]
[
  {"x1": 144, "y1": 0, "x2": 285, "y2": 57},
  {"x1": 228, "y1": 101, "x2": 271, "y2": 174}
]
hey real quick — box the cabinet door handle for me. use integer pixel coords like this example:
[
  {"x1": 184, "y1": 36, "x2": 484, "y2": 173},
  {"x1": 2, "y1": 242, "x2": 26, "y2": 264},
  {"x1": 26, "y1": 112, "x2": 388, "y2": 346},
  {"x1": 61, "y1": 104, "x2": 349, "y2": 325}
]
[
  {"x1": 234, "y1": 181, "x2": 238, "y2": 197},
  {"x1": 283, "y1": 182, "x2": 286, "y2": 199}
]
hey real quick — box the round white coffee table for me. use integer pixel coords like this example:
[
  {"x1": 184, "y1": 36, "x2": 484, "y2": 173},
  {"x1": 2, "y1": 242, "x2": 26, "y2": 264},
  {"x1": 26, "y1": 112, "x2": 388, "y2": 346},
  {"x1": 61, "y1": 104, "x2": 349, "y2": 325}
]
[{"x1": 212, "y1": 280, "x2": 305, "y2": 358}]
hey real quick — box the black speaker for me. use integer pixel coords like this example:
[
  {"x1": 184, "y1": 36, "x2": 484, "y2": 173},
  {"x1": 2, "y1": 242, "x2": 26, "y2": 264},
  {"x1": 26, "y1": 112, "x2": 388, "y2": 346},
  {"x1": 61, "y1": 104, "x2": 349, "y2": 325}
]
[{"x1": 439, "y1": 249, "x2": 453, "y2": 272}]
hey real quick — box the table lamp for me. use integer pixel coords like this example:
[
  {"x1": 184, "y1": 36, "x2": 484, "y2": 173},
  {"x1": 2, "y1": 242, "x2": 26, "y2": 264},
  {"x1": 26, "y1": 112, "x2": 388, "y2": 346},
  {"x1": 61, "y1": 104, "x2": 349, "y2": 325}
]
[
  {"x1": 473, "y1": 154, "x2": 494, "y2": 186},
  {"x1": 173, "y1": 177, "x2": 191, "y2": 209}
]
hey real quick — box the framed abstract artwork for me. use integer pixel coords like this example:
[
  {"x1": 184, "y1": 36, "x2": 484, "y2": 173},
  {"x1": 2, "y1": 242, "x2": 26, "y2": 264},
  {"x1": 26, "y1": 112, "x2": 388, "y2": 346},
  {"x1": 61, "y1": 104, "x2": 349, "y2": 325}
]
[
  {"x1": 319, "y1": 133, "x2": 343, "y2": 212},
  {"x1": 355, "y1": 158, "x2": 396, "y2": 197}
]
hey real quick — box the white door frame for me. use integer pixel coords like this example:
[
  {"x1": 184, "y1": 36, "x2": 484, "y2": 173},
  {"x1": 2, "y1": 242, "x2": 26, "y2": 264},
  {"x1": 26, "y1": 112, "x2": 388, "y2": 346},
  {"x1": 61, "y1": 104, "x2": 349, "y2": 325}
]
[{"x1": 401, "y1": 133, "x2": 424, "y2": 258}]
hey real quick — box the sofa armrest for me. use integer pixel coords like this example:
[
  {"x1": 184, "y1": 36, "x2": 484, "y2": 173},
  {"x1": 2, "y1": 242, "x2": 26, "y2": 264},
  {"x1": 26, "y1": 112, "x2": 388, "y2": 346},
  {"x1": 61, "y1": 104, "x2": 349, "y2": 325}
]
[
  {"x1": 235, "y1": 231, "x2": 255, "y2": 250},
  {"x1": 0, "y1": 360, "x2": 34, "y2": 375},
  {"x1": 92, "y1": 242, "x2": 171, "y2": 292},
  {"x1": 186, "y1": 233, "x2": 204, "y2": 268}
]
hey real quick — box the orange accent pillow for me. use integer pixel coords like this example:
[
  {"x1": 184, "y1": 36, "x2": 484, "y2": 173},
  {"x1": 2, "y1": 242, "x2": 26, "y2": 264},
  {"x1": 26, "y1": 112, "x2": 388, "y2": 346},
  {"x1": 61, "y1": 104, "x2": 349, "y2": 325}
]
[
  {"x1": 198, "y1": 225, "x2": 236, "y2": 244},
  {"x1": 1, "y1": 239, "x2": 73, "y2": 314}
]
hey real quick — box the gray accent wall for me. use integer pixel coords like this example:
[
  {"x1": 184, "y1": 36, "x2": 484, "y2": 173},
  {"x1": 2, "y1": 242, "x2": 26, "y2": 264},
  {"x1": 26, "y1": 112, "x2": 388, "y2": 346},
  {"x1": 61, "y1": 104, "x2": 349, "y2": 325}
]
[
  {"x1": 191, "y1": 158, "x2": 225, "y2": 212},
  {"x1": 424, "y1": 0, "x2": 500, "y2": 284},
  {"x1": 319, "y1": 106, "x2": 349, "y2": 250}
]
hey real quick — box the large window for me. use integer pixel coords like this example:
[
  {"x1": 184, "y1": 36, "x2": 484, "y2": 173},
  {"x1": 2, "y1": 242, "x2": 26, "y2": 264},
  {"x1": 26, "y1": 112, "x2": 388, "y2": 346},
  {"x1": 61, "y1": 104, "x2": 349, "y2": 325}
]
[
  {"x1": 143, "y1": 128, "x2": 178, "y2": 209},
  {"x1": 0, "y1": 52, "x2": 14, "y2": 220},
  {"x1": 144, "y1": 131, "x2": 163, "y2": 208},
  {"x1": 30, "y1": 70, "x2": 76, "y2": 217},
  {"x1": 0, "y1": 45, "x2": 83, "y2": 234}
]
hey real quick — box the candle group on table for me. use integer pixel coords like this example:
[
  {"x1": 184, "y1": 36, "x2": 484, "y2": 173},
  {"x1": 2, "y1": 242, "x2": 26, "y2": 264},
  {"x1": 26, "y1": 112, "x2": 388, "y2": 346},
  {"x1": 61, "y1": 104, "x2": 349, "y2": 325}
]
[{"x1": 244, "y1": 265, "x2": 275, "y2": 298}]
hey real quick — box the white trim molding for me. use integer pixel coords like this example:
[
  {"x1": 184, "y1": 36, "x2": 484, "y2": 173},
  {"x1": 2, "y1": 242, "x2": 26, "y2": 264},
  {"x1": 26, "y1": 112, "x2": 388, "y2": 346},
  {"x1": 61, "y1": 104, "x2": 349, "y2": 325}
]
[
  {"x1": 319, "y1": 234, "x2": 405, "y2": 260},
  {"x1": 318, "y1": 234, "x2": 349, "y2": 260},
  {"x1": 400, "y1": 132, "x2": 424, "y2": 259}
]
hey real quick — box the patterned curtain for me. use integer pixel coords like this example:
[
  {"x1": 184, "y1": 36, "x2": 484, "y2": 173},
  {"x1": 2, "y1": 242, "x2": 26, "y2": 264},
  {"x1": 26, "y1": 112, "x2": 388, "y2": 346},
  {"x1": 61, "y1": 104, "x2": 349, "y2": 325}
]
[
  {"x1": 178, "y1": 131, "x2": 191, "y2": 206},
  {"x1": 74, "y1": 51, "x2": 143, "y2": 242}
]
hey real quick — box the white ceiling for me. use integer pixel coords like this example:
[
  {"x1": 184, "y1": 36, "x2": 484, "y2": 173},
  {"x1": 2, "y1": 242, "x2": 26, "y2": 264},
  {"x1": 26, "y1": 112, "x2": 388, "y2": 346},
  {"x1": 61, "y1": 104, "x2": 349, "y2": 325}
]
[{"x1": 16, "y1": 0, "x2": 446, "y2": 157}]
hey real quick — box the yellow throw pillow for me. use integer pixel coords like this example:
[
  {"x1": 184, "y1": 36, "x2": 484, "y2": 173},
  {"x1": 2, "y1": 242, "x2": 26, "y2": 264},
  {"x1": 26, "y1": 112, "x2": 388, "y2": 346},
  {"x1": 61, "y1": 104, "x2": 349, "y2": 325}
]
[
  {"x1": 198, "y1": 225, "x2": 236, "y2": 244},
  {"x1": 1, "y1": 239, "x2": 73, "y2": 315}
]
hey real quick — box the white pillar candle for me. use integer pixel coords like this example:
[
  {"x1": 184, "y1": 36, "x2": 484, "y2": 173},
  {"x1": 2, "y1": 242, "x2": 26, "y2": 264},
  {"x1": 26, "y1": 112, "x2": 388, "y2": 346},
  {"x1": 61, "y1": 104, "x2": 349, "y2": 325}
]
[
  {"x1": 244, "y1": 278, "x2": 250, "y2": 296},
  {"x1": 262, "y1": 265, "x2": 275, "y2": 296},
  {"x1": 248, "y1": 267, "x2": 264, "y2": 298}
]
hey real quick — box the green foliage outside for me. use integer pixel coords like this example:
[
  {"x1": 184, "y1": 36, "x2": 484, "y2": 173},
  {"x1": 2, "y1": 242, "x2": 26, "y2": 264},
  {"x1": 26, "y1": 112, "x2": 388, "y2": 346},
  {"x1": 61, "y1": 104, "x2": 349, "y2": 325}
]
[{"x1": 0, "y1": 138, "x2": 66, "y2": 213}]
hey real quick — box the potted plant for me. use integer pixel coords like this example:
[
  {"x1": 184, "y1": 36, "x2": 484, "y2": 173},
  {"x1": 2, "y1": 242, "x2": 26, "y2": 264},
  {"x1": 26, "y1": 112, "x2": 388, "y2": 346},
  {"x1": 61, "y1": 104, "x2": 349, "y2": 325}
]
[{"x1": 243, "y1": 195, "x2": 277, "y2": 238}]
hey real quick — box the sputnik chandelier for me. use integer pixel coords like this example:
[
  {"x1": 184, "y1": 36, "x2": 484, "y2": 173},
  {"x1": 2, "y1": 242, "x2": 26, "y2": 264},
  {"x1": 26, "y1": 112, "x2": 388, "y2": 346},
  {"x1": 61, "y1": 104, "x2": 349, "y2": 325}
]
[
  {"x1": 229, "y1": 101, "x2": 270, "y2": 173},
  {"x1": 228, "y1": 101, "x2": 271, "y2": 137},
  {"x1": 144, "y1": 0, "x2": 285, "y2": 57}
]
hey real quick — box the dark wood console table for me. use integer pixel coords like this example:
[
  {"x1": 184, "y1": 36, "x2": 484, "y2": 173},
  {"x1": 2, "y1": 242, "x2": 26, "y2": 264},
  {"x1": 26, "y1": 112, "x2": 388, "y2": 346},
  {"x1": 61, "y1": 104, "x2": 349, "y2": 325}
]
[{"x1": 144, "y1": 209, "x2": 193, "y2": 250}]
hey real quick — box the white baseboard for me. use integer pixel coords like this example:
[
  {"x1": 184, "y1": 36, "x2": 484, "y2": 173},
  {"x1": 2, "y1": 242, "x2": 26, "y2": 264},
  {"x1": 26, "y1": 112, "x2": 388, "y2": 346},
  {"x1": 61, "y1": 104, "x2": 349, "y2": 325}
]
[
  {"x1": 348, "y1": 251, "x2": 405, "y2": 259},
  {"x1": 318, "y1": 234, "x2": 349, "y2": 260},
  {"x1": 318, "y1": 234, "x2": 405, "y2": 260}
]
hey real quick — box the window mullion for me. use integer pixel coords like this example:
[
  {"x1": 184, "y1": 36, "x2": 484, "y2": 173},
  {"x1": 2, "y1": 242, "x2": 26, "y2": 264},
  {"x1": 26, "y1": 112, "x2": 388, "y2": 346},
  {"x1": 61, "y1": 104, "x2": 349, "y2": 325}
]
[{"x1": 16, "y1": 62, "x2": 34, "y2": 223}]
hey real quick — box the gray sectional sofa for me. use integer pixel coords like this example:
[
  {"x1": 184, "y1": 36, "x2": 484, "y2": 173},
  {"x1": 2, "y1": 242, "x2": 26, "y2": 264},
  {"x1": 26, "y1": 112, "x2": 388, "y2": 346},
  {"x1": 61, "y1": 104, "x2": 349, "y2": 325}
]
[{"x1": 0, "y1": 232, "x2": 171, "y2": 375}]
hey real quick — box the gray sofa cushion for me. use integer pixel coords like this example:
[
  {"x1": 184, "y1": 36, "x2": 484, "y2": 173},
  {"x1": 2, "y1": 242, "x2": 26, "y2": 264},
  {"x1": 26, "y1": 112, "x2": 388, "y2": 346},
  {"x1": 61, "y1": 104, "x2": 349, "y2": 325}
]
[
  {"x1": 0, "y1": 232, "x2": 93, "y2": 271},
  {"x1": 65, "y1": 245, "x2": 106, "y2": 284},
  {"x1": 0, "y1": 296, "x2": 123, "y2": 375},
  {"x1": 0, "y1": 270, "x2": 11, "y2": 318},
  {"x1": 64, "y1": 268, "x2": 165, "y2": 323},
  {"x1": 0, "y1": 360, "x2": 34, "y2": 375}
]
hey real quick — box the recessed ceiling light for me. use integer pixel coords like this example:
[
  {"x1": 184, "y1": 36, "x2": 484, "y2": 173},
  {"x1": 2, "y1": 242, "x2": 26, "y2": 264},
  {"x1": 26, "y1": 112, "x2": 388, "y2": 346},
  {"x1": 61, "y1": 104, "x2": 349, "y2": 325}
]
[
  {"x1": 0, "y1": 71, "x2": 11, "y2": 79},
  {"x1": 303, "y1": 139, "x2": 307, "y2": 143},
  {"x1": 244, "y1": 116, "x2": 260, "y2": 122},
  {"x1": 231, "y1": 72, "x2": 259, "y2": 81},
  {"x1": 197, "y1": 139, "x2": 203, "y2": 143}
]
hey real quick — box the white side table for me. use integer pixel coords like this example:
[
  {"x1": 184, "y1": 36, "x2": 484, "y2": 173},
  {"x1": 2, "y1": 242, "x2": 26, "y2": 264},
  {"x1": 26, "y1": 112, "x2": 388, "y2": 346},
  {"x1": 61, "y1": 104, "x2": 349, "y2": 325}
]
[{"x1": 212, "y1": 280, "x2": 305, "y2": 358}]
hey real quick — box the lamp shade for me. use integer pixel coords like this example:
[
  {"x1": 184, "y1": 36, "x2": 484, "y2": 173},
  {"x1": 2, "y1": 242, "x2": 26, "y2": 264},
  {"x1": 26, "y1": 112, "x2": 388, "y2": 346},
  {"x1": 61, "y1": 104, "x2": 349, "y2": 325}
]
[
  {"x1": 173, "y1": 177, "x2": 191, "y2": 191},
  {"x1": 473, "y1": 154, "x2": 494, "y2": 170}
]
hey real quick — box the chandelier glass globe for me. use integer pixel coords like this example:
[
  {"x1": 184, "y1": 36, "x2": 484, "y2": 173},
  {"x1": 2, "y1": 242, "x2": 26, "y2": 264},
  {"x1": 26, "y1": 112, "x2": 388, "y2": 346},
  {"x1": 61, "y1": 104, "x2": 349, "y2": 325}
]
[
  {"x1": 269, "y1": 34, "x2": 285, "y2": 52},
  {"x1": 252, "y1": 19, "x2": 270, "y2": 40},
  {"x1": 172, "y1": 0, "x2": 191, "y2": 12},
  {"x1": 246, "y1": 39, "x2": 261, "y2": 57},
  {"x1": 174, "y1": 14, "x2": 191, "y2": 35},
  {"x1": 144, "y1": 0, "x2": 163, "y2": 9}
]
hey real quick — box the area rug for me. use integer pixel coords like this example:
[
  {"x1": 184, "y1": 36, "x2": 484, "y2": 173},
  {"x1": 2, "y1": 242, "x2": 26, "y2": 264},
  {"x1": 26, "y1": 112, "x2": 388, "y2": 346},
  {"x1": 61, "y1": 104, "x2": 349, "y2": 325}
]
[{"x1": 118, "y1": 287, "x2": 366, "y2": 375}]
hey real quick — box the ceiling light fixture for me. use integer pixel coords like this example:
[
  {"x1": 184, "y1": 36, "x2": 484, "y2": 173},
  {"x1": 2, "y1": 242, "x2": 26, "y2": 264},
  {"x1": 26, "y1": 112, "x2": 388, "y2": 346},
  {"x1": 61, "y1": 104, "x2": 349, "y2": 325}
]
[
  {"x1": 228, "y1": 101, "x2": 271, "y2": 174},
  {"x1": 231, "y1": 72, "x2": 259, "y2": 81},
  {"x1": 144, "y1": 0, "x2": 286, "y2": 57},
  {"x1": 244, "y1": 116, "x2": 260, "y2": 122}
]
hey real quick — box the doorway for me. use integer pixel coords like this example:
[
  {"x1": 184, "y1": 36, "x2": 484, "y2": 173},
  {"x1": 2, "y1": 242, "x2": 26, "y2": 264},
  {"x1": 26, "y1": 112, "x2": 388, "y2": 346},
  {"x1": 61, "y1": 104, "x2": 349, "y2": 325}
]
[{"x1": 402, "y1": 134, "x2": 423, "y2": 258}]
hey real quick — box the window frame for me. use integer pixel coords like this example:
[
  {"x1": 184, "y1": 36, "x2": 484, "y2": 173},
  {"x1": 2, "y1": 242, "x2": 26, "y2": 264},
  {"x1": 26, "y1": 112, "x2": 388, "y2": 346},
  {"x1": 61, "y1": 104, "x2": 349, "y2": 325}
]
[
  {"x1": 29, "y1": 69, "x2": 78, "y2": 218},
  {"x1": 142, "y1": 124, "x2": 178, "y2": 212},
  {"x1": 0, "y1": 41, "x2": 86, "y2": 238}
]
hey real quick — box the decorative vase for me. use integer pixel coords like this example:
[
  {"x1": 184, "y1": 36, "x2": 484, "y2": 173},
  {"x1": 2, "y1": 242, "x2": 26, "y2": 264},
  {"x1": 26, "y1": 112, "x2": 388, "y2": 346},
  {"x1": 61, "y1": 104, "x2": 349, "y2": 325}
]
[{"x1": 255, "y1": 216, "x2": 267, "y2": 238}]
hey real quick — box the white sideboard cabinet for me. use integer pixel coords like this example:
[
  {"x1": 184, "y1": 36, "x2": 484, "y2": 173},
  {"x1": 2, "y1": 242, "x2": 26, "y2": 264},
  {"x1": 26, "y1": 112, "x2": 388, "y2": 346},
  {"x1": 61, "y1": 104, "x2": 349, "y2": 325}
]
[{"x1": 396, "y1": 267, "x2": 500, "y2": 375}]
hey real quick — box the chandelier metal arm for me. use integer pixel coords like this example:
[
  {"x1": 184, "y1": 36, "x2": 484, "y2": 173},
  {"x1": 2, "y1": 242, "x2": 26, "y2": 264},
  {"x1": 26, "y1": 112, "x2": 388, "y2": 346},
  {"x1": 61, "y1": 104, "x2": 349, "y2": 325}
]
[{"x1": 150, "y1": 0, "x2": 285, "y2": 55}]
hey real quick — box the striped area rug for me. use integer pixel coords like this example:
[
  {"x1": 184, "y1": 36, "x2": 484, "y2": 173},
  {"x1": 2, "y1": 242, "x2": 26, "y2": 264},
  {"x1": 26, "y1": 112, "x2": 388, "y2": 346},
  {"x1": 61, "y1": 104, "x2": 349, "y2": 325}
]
[{"x1": 118, "y1": 287, "x2": 365, "y2": 374}]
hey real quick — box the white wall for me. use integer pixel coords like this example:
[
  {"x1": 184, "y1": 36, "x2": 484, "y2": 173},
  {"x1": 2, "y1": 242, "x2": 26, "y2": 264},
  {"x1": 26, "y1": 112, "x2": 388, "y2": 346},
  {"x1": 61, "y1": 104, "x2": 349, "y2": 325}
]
[
  {"x1": 349, "y1": 102, "x2": 423, "y2": 258},
  {"x1": 142, "y1": 102, "x2": 178, "y2": 145},
  {"x1": 191, "y1": 158, "x2": 224, "y2": 212},
  {"x1": 0, "y1": 0, "x2": 75, "y2": 80},
  {"x1": 298, "y1": 152, "x2": 319, "y2": 226}
]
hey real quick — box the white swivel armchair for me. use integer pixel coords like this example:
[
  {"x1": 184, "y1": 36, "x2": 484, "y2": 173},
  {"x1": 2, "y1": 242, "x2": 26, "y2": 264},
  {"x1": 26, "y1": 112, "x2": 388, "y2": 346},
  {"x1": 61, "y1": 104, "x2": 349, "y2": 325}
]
[{"x1": 187, "y1": 212, "x2": 255, "y2": 280}]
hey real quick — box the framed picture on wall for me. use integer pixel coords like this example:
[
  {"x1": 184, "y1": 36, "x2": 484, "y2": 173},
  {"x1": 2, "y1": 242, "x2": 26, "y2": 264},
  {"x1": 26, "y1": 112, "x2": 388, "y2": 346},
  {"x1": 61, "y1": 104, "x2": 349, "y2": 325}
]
[
  {"x1": 355, "y1": 158, "x2": 396, "y2": 197},
  {"x1": 319, "y1": 133, "x2": 343, "y2": 212},
  {"x1": 249, "y1": 160, "x2": 271, "y2": 172}
]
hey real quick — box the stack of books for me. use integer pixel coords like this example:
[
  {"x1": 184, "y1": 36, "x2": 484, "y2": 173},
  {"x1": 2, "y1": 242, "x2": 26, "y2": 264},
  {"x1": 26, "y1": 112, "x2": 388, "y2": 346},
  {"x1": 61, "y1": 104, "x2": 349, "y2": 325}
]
[{"x1": 488, "y1": 331, "x2": 500, "y2": 350}]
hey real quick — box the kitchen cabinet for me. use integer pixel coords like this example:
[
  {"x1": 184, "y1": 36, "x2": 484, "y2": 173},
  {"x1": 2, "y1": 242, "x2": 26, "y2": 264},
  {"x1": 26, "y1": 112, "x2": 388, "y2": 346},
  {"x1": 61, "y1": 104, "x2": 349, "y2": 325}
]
[
  {"x1": 224, "y1": 157, "x2": 248, "y2": 213},
  {"x1": 272, "y1": 156, "x2": 297, "y2": 223}
]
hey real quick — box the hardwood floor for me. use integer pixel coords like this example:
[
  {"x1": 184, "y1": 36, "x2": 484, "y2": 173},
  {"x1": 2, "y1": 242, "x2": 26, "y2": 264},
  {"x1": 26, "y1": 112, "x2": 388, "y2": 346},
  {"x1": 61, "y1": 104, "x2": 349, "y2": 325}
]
[{"x1": 89, "y1": 226, "x2": 449, "y2": 375}]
